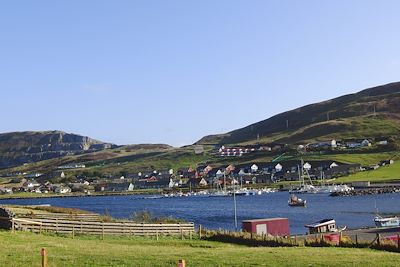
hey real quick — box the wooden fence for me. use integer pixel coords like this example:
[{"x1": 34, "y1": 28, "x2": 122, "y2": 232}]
[
  {"x1": 21, "y1": 213, "x2": 102, "y2": 221},
  {"x1": 12, "y1": 217, "x2": 194, "y2": 236}
]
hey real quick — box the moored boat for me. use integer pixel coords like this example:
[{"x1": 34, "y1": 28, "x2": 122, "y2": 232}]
[{"x1": 288, "y1": 194, "x2": 306, "y2": 207}]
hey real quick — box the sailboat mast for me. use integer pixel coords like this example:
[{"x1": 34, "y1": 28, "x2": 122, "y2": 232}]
[{"x1": 224, "y1": 172, "x2": 226, "y2": 193}]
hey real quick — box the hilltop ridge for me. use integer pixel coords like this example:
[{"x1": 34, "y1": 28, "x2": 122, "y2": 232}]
[
  {"x1": 0, "y1": 131, "x2": 116, "y2": 168},
  {"x1": 196, "y1": 82, "x2": 400, "y2": 145}
]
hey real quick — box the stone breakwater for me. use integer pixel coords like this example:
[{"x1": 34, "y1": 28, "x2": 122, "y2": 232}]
[{"x1": 330, "y1": 187, "x2": 400, "y2": 197}]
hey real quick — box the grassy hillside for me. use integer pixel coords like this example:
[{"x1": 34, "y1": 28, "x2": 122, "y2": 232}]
[
  {"x1": 301, "y1": 152, "x2": 399, "y2": 165},
  {"x1": 335, "y1": 161, "x2": 400, "y2": 183},
  {"x1": 0, "y1": 145, "x2": 209, "y2": 177},
  {"x1": 0, "y1": 231, "x2": 399, "y2": 266},
  {"x1": 197, "y1": 82, "x2": 400, "y2": 145},
  {"x1": 2, "y1": 83, "x2": 400, "y2": 178}
]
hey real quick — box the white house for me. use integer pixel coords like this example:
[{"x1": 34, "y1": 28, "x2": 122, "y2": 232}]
[
  {"x1": 361, "y1": 139, "x2": 371, "y2": 147},
  {"x1": 331, "y1": 140, "x2": 337, "y2": 148},
  {"x1": 330, "y1": 162, "x2": 339, "y2": 168},
  {"x1": 275, "y1": 163, "x2": 283, "y2": 172},
  {"x1": 0, "y1": 187, "x2": 13, "y2": 194},
  {"x1": 55, "y1": 186, "x2": 72, "y2": 194},
  {"x1": 303, "y1": 162, "x2": 312, "y2": 170},
  {"x1": 251, "y1": 164, "x2": 259, "y2": 173}
]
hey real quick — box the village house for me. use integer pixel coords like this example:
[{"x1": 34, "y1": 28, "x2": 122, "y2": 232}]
[
  {"x1": 177, "y1": 167, "x2": 196, "y2": 179},
  {"x1": 22, "y1": 180, "x2": 41, "y2": 191},
  {"x1": 134, "y1": 177, "x2": 175, "y2": 189},
  {"x1": 0, "y1": 187, "x2": 13, "y2": 194},
  {"x1": 379, "y1": 159, "x2": 394, "y2": 166},
  {"x1": 377, "y1": 140, "x2": 389, "y2": 146},
  {"x1": 24, "y1": 173, "x2": 43, "y2": 179},
  {"x1": 187, "y1": 178, "x2": 208, "y2": 187},
  {"x1": 103, "y1": 182, "x2": 134, "y2": 192},
  {"x1": 53, "y1": 185, "x2": 72, "y2": 194}
]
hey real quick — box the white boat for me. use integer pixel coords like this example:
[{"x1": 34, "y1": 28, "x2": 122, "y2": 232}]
[
  {"x1": 289, "y1": 163, "x2": 354, "y2": 194},
  {"x1": 208, "y1": 190, "x2": 229, "y2": 197},
  {"x1": 228, "y1": 188, "x2": 252, "y2": 196},
  {"x1": 289, "y1": 184, "x2": 319, "y2": 194},
  {"x1": 374, "y1": 215, "x2": 400, "y2": 228},
  {"x1": 289, "y1": 161, "x2": 318, "y2": 194}
]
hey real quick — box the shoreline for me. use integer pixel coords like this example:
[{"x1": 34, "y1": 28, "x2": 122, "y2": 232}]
[
  {"x1": 0, "y1": 190, "x2": 161, "y2": 201},
  {"x1": 330, "y1": 186, "x2": 400, "y2": 197}
]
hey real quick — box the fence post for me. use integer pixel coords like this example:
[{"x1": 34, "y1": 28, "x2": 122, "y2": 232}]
[
  {"x1": 56, "y1": 218, "x2": 58, "y2": 234},
  {"x1": 198, "y1": 225, "x2": 202, "y2": 239},
  {"x1": 41, "y1": 248, "x2": 48, "y2": 267},
  {"x1": 377, "y1": 234, "x2": 380, "y2": 246},
  {"x1": 72, "y1": 225, "x2": 75, "y2": 239},
  {"x1": 190, "y1": 230, "x2": 192, "y2": 240},
  {"x1": 102, "y1": 222, "x2": 105, "y2": 240},
  {"x1": 181, "y1": 229, "x2": 184, "y2": 240},
  {"x1": 177, "y1": 259, "x2": 186, "y2": 267},
  {"x1": 11, "y1": 218, "x2": 15, "y2": 233},
  {"x1": 355, "y1": 235, "x2": 358, "y2": 245},
  {"x1": 156, "y1": 230, "x2": 159, "y2": 241}
]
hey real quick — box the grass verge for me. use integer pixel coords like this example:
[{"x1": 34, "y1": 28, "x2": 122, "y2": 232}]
[{"x1": 0, "y1": 231, "x2": 400, "y2": 266}]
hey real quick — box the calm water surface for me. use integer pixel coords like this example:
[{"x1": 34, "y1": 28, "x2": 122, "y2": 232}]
[{"x1": 1, "y1": 192, "x2": 399, "y2": 234}]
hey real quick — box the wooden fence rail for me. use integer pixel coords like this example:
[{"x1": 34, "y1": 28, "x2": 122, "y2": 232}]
[
  {"x1": 11, "y1": 217, "x2": 194, "y2": 236},
  {"x1": 19, "y1": 214, "x2": 101, "y2": 221}
]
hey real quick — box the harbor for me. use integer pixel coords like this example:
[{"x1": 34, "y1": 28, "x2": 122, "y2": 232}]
[{"x1": 1, "y1": 191, "x2": 399, "y2": 235}]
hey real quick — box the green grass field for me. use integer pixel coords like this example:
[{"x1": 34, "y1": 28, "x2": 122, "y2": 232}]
[
  {"x1": 335, "y1": 161, "x2": 400, "y2": 183},
  {"x1": 0, "y1": 231, "x2": 399, "y2": 266},
  {"x1": 302, "y1": 152, "x2": 399, "y2": 165}
]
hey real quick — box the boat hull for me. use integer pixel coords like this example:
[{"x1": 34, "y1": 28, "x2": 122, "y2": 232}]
[{"x1": 374, "y1": 217, "x2": 400, "y2": 228}]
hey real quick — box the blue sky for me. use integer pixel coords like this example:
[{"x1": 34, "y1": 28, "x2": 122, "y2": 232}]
[{"x1": 1, "y1": 1, "x2": 400, "y2": 146}]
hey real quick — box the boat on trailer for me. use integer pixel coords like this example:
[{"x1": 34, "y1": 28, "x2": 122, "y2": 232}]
[{"x1": 374, "y1": 215, "x2": 400, "y2": 228}]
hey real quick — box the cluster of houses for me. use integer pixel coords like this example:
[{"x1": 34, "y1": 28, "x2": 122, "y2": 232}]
[
  {"x1": 0, "y1": 156, "x2": 394, "y2": 195},
  {"x1": 0, "y1": 178, "x2": 74, "y2": 194},
  {"x1": 184, "y1": 160, "x2": 362, "y2": 186},
  {"x1": 305, "y1": 138, "x2": 389, "y2": 150},
  {"x1": 217, "y1": 144, "x2": 285, "y2": 157},
  {"x1": 57, "y1": 164, "x2": 86, "y2": 169},
  {"x1": 216, "y1": 138, "x2": 390, "y2": 157}
]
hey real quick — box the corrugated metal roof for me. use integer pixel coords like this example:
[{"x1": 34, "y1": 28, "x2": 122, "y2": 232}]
[{"x1": 242, "y1": 218, "x2": 288, "y2": 223}]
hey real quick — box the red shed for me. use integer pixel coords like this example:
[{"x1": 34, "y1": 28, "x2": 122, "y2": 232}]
[{"x1": 242, "y1": 218, "x2": 290, "y2": 236}]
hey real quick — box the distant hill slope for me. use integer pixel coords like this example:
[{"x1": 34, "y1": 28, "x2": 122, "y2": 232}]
[
  {"x1": 196, "y1": 82, "x2": 400, "y2": 145},
  {"x1": 0, "y1": 131, "x2": 116, "y2": 168}
]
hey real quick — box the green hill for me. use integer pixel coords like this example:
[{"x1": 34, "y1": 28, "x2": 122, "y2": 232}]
[
  {"x1": 1, "y1": 82, "x2": 400, "y2": 176},
  {"x1": 197, "y1": 82, "x2": 400, "y2": 145}
]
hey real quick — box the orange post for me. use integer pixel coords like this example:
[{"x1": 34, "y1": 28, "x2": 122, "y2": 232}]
[
  {"x1": 178, "y1": 259, "x2": 186, "y2": 267},
  {"x1": 41, "y1": 248, "x2": 48, "y2": 267}
]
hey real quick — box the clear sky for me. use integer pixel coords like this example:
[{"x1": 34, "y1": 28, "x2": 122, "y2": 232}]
[{"x1": 1, "y1": 1, "x2": 400, "y2": 146}]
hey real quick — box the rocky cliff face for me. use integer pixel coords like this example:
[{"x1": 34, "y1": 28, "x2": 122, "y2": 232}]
[{"x1": 0, "y1": 131, "x2": 116, "y2": 168}]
